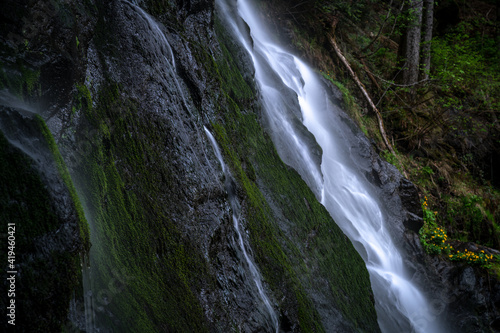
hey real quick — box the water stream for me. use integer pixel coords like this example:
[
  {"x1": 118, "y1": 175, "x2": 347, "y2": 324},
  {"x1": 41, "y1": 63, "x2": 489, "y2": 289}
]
[
  {"x1": 204, "y1": 127, "x2": 279, "y2": 333},
  {"x1": 217, "y1": 0, "x2": 444, "y2": 332},
  {"x1": 123, "y1": 1, "x2": 191, "y2": 112}
]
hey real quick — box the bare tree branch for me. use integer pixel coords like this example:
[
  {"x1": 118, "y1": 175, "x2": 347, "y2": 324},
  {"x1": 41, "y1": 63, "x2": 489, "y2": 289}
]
[
  {"x1": 328, "y1": 34, "x2": 409, "y2": 177},
  {"x1": 360, "y1": 0, "x2": 394, "y2": 54}
]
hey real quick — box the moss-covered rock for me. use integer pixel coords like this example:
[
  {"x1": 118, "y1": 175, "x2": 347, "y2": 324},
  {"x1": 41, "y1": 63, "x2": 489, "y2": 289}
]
[
  {"x1": 0, "y1": 0, "x2": 380, "y2": 331},
  {"x1": 0, "y1": 108, "x2": 88, "y2": 331}
]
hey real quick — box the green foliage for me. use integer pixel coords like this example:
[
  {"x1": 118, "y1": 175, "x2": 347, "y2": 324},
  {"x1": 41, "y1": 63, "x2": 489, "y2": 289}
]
[
  {"x1": 317, "y1": 0, "x2": 366, "y2": 22},
  {"x1": 431, "y1": 21, "x2": 500, "y2": 116},
  {"x1": 419, "y1": 196, "x2": 495, "y2": 268},
  {"x1": 432, "y1": 34, "x2": 482, "y2": 92},
  {"x1": 444, "y1": 193, "x2": 500, "y2": 247},
  {"x1": 450, "y1": 249, "x2": 494, "y2": 268},
  {"x1": 419, "y1": 196, "x2": 451, "y2": 254},
  {"x1": 421, "y1": 166, "x2": 434, "y2": 176},
  {"x1": 381, "y1": 149, "x2": 398, "y2": 166},
  {"x1": 381, "y1": 149, "x2": 408, "y2": 175}
]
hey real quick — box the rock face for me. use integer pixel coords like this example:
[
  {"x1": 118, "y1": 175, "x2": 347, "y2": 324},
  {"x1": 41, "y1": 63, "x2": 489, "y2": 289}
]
[
  {"x1": 363, "y1": 134, "x2": 500, "y2": 332},
  {"x1": 0, "y1": 0, "x2": 380, "y2": 331},
  {"x1": 0, "y1": 106, "x2": 87, "y2": 331},
  {"x1": 3, "y1": 0, "x2": 499, "y2": 332},
  {"x1": 262, "y1": 1, "x2": 500, "y2": 331}
]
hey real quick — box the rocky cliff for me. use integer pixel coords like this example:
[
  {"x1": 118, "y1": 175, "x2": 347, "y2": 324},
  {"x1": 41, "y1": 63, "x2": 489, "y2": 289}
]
[
  {"x1": 1, "y1": 0, "x2": 498, "y2": 332},
  {"x1": 0, "y1": 0, "x2": 379, "y2": 331}
]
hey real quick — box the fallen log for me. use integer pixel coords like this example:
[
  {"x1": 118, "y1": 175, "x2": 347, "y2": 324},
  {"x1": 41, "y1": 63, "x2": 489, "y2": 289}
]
[{"x1": 328, "y1": 34, "x2": 408, "y2": 177}]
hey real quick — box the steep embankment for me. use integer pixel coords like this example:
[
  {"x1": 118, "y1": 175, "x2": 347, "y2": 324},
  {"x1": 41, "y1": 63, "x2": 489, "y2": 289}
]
[{"x1": 1, "y1": 0, "x2": 381, "y2": 331}]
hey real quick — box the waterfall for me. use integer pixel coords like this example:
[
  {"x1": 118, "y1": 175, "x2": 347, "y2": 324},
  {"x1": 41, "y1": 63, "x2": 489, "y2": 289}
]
[
  {"x1": 217, "y1": 0, "x2": 444, "y2": 332},
  {"x1": 80, "y1": 4, "x2": 208, "y2": 330},
  {"x1": 204, "y1": 127, "x2": 279, "y2": 333}
]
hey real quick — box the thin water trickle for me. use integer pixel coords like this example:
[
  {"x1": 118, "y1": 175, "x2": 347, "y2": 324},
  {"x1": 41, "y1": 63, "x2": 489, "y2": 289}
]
[
  {"x1": 122, "y1": 0, "x2": 210, "y2": 176},
  {"x1": 81, "y1": 257, "x2": 96, "y2": 333},
  {"x1": 204, "y1": 127, "x2": 279, "y2": 333},
  {"x1": 122, "y1": 1, "x2": 191, "y2": 112},
  {"x1": 217, "y1": 0, "x2": 445, "y2": 331}
]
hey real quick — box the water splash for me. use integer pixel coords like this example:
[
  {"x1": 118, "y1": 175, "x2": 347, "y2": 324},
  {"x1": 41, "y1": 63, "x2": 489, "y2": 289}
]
[
  {"x1": 217, "y1": 0, "x2": 444, "y2": 331},
  {"x1": 204, "y1": 126, "x2": 279, "y2": 333}
]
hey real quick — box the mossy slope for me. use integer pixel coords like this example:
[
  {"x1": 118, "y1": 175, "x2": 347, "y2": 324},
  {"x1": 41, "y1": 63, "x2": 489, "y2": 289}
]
[
  {"x1": 0, "y1": 113, "x2": 88, "y2": 331},
  {"x1": 74, "y1": 81, "x2": 210, "y2": 332}
]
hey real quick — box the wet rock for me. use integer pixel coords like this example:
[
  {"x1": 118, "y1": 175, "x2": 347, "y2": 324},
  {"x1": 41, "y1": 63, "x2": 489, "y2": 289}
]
[
  {"x1": 398, "y1": 177, "x2": 424, "y2": 233},
  {"x1": 363, "y1": 137, "x2": 500, "y2": 332},
  {"x1": 0, "y1": 106, "x2": 85, "y2": 331},
  {"x1": 5, "y1": 0, "x2": 481, "y2": 332}
]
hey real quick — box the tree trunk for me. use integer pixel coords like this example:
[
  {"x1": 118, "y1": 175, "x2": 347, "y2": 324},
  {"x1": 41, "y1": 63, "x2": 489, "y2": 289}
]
[
  {"x1": 497, "y1": 1, "x2": 500, "y2": 54},
  {"x1": 420, "y1": 0, "x2": 434, "y2": 80},
  {"x1": 400, "y1": 0, "x2": 423, "y2": 86},
  {"x1": 329, "y1": 35, "x2": 409, "y2": 177}
]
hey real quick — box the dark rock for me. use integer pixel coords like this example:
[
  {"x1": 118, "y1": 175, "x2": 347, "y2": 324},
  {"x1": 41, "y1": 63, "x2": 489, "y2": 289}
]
[
  {"x1": 5, "y1": 0, "x2": 499, "y2": 332},
  {"x1": 0, "y1": 106, "x2": 85, "y2": 331},
  {"x1": 398, "y1": 178, "x2": 424, "y2": 233},
  {"x1": 330, "y1": 97, "x2": 500, "y2": 332}
]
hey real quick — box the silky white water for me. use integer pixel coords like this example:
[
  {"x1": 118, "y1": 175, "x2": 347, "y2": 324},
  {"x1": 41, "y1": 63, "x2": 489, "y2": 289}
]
[
  {"x1": 204, "y1": 127, "x2": 279, "y2": 333},
  {"x1": 217, "y1": 0, "x2": 444, "y2": 331}
]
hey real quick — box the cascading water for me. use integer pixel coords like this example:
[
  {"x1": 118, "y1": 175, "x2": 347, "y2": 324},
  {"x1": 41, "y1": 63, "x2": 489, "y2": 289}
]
[
  {"x1": 217, "y1": 0, "x2": 444, "y2": 332},
  {"x1": 204, "y1": 127, "x2": 279, "y2": 333}
]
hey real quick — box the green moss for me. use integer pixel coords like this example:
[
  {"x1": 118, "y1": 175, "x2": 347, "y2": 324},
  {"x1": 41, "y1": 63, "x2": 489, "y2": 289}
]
[
  {"x1": 216, "y1": 122, "x2": 325, "y2": 332},
  {"x1": 216, "y1": 39, "x2": 254, "y2": 102},
  {"x1": 211, "y1": 103, "x2": 378, "y2": 330},
  {"x1": 20, "y1": 65, "x2": 40, "y2": 96},
  {"x1": 75, "y1": 83, "x2": 93, "y2": 113},
  {"x1": 34, "y1": 114, "x2": 90, "y2": 252},
  {"x1": 441, "y1": 193, "x2": 500, "y2": 248},
  {"x1": 76, "y1": 81, "x2": 210, "y2": 332},
  {"x1": 0, "y1": 60, "x2": 40, "y2": 98}
]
